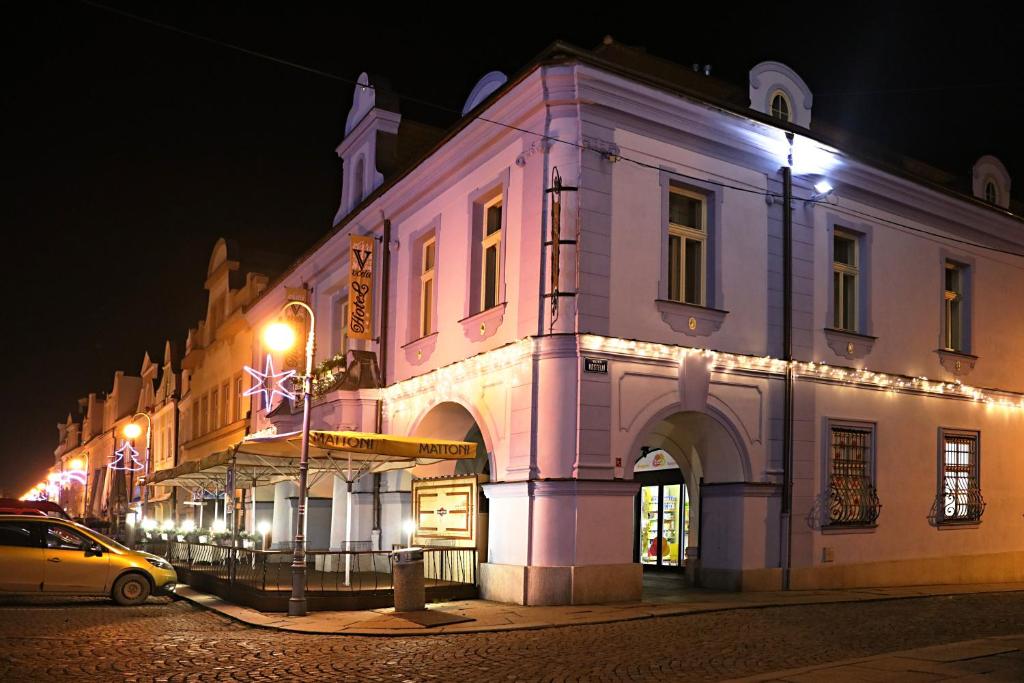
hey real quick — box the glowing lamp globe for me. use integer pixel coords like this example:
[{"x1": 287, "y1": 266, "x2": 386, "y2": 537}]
[
  {"x1": 263, "y1": 322, "x2": 296, "y2": 352},
  {"x1": 69, "y1": 458, "x2": 84, "y2": 471},
  {"x1": 257, "y1": 520, "x2": 271, "y2": 536},
  {"x1": 161, "y1": 518, "x2": 176, "y2": 531},
  {"x1": 123, "y1": 422, "x2": 143, "y2": 440},
  {"x1": 180, "y1": 519, "x2": 196, "y2": 533}
]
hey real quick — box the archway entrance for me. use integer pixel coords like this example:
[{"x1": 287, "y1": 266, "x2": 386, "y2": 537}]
[
  {"x1": 634, "y1": 449, "x2": 688, "y2": 572},
  {"x1": 407, "y1": 402, "x2": 490, "y2": 573},
  {"x1": 629, "y1": 409, "x2": 752, "y2": 594}
]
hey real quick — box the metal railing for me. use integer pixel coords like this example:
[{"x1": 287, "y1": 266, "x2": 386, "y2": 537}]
[{"x1": 139, "y1": 540, "x2": 476, "y2": 594}]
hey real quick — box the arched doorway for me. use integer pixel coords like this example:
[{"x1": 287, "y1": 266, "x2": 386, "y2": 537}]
[
  {"x1": 405, "y1": 402, "x2": 491, "y2": 570},
  {"x1": 410, "y1": 402, "x2": 491, "y2": 478},
  {"x1": 629, "y1": 409, "x2": 753, "y2": 592}
]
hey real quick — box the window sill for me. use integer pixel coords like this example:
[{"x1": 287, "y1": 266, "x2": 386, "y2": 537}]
[
  {"x1": 936, "y1": 349, "x2": 977, "y2": 378},
  {"x1": 821, "y1": 524, "x2": 877, "y2": 535},
  {"x1": 459, "y1": 302, "x2": 506, "y2": 342},
  {"x1": 655, "y1": 299, "x2": 728, "y2": 337},
  {"x1": 824, "y1": 328, "x2": 876, "y2": 361},
  {"x1": 402, "y1": 333, "x2": 438, "y2": 366},
  {"x1": 936, "y1": 519, "x2": 982, "y2": 529}
]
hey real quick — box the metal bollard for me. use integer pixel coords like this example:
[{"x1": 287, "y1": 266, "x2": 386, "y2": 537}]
[{"x1": 391, "y1": 547, "x2": 425, "y2": 612}]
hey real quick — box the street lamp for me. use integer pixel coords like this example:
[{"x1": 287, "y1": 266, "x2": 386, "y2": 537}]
[
  {"x1": 262, "y1": 300, "x2": 315, "y2": 617},
  {"x1": 123, "y1": 413, "x2": 152, "y2": 526}
]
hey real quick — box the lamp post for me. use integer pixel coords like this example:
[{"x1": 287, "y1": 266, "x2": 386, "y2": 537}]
[
  {"x1": 262, "y1": 301, "x2": 315, "y2": 617},
  {"x1": 123, "y1": 413, "x2": 152, "y2": 525}
]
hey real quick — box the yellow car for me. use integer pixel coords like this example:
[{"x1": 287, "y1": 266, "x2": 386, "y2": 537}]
[{"x1": 0, "y1": 514, "x2": 176, "y2": 605}]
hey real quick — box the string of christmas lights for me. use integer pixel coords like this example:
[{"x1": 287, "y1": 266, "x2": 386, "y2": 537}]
[{"x1": 381, "y1": 333, "x2": 1024, "y2": 418}]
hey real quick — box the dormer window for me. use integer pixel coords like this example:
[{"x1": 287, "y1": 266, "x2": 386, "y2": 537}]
[
  {"x1": 770, "y1": 90, "x2": 791, "y2": 122},
  {"x1": 984, "y1": 179, "x2": 998, "y2": 204}
]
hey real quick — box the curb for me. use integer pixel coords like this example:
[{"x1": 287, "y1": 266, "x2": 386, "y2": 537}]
[{"x1": 173, "y1": 584, "x2": 1024, "y2": 638}]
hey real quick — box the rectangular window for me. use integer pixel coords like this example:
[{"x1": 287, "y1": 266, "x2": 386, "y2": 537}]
[
  {"x1": 221, "y1": 382, "x2": 230, "y2": 426},
  {"x1": 191, "y1": 406, "x2": 199, "y2": 442},
  {"x1": 667, "y1": 187, "x2": 706, "y2": 305},
  {"x1": 335, "y1": 297, "x2": 350, "y2": 358},
  {"x1": 944, "y1": 262, "x2": 964, "y2": 351},
  {"x1": 940, "y1": 431, "x2": 983, "y2": 522},
  {"x1": 234, "y1": 375, "x2": 244, "y2": 422},
  {"x1": 420, "y1": 237, "x2": 436, "y2": 337},
  {"x1": 481, "y1": 197, "x2": 502, "y2": 311},
  {"x1": 210, "y1": 388, "x2": 219, "y2": 430},
  {"x1": 827, "y1": 424, "x2": 879, "y2": 526},
  {"x1": 200, "y1": 394, "x2": 209, "y2": 436},
  {"x1": 833, "y1": 231, "x2": 858, "y2": 331}
]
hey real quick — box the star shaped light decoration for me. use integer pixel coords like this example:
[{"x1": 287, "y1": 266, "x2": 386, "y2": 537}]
[
  {"x1": 108, "y1": 440, "x2": 145, "y2": 472},
  {"x1": 243, "y1": 354, "x2": 296, "y2": 410}
]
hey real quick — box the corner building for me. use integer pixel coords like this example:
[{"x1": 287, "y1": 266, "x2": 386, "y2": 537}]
[{"x1": 247, "y1": 40, "x2": 1024, "y2": 604}]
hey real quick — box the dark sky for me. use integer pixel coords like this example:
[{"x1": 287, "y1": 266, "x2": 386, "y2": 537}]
[{"x1": 2, "y1": 1, "x2": 1021, "y2": 496}]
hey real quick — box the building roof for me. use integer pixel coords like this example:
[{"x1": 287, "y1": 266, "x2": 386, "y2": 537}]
[{"x1": 258, "y1": 37, "x2": 1021, "y2": 303}]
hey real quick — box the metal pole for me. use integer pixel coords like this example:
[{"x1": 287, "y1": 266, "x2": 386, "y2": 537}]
[
  {"x1": 142, "y1": 416, "x2": 151, "y2": 521},
  {"x1": 345, "y1": 456, "x2": 353, "y2": 587},
  {"x1": 287, "y1": 300, "x2": 316, "y2": 617}
]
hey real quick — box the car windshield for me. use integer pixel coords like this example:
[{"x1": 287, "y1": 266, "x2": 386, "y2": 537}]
[{"x1": 75, "y1": 523, "x2": 130, "y2": 552}]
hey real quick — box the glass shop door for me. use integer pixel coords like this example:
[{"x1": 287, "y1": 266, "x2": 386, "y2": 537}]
[{"x1": 638, "y1": 483, "x2": 685, "y2": 569}]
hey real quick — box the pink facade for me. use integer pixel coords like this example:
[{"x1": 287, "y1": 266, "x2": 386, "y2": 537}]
[{"x1": 242, "y1": 42, "x2": 1024, "y2": 604}]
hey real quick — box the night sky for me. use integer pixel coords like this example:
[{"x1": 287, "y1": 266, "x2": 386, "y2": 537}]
[{"x1": 2, "y1": 2, "x2": 1021, "y2": 497}]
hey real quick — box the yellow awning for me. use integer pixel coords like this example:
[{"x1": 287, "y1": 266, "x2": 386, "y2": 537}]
[
  {"x1": 236, "y1": 429, "x2": 476, "y2": 468},
  {"x1": 148, "y1": 430, "x2": 477, "y2": 490}
]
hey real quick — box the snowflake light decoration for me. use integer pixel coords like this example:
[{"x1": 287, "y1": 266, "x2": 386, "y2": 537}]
[{"x1": 243, "y1": 354, "x2": 296, "y2": 410}]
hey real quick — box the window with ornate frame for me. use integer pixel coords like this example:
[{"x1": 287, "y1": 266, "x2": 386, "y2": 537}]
[
  {"x1": 944, "y1": 261, "x2": 965, "y2": 352},
  {"x1": 939, "y1": 429, "x2": 984, "y2": 523},
  {"x1": 826, "y1": 421, "x2": 880, "y2": 527},
  {"x1": 667, "y1": 186, "x2": 707, "y2": 306},
  {"x1": 832, "y1": 230, "x2": 859, "y2": 331},
  {"x1": 419, "y1": 236, "x2": 436, "y2": 337},
  {"x1": 480, "y1": 197, "x2": 502, "y2": 311}
]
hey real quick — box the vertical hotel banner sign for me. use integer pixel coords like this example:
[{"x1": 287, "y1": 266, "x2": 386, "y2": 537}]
[{"x1": 348, "y1": 234, "x2": 374, "y2": 340}]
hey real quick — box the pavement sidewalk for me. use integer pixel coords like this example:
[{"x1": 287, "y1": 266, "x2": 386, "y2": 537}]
[
  {"x1": 730, "y1": 633, "x2": 1024, "y2": 681},
  {"x1": 173, "y1": 581, "x2": 1024, "y2": 637}
]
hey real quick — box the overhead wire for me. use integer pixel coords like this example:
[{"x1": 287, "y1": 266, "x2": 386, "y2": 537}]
[{"x1": 79, "y1": 0, "x2": 1024, "y2": 260}]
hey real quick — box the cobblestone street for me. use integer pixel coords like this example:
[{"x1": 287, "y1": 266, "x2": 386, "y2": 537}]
[{"x1": 2, "y1": 592, "x2": 1024, "y2": 681}]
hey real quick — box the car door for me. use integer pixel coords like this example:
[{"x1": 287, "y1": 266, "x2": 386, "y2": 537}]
[
  {"x1": 43, "y1": 523, "x2": 110, "y2": 594},
  {"x1": 0, "y1": 520, "x2": 44, "y2": 592}
]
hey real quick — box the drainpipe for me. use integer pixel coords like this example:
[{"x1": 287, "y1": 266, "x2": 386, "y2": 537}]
[
  {"x1": 781, "y1": 163, "x2": 794, "y2": 590},
  {"x1": 373, "y1": 218, "x2": 392, "y2": 542}
]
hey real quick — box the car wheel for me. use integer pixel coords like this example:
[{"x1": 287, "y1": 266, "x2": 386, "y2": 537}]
[{"x1": 111, "y1": 573, "x2": 151, "y2": 606}]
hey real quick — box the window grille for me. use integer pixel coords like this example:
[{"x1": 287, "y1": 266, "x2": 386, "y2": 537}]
[
  {"x1": 941, "y1": 432, "x2": 984, "y2": 522},
  {"x1": 828, "y1": 426, "x2": 880, "y2": 525}
]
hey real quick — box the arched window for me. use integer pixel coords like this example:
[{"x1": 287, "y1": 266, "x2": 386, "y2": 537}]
[
  {"x1": 351, "y1": 156, "x2": 365, "y2": 211},
  {"x1": 984, "y1": 180, "x2": 998, "y2": 204},
  {"x1": 770, "y1": 90, "x2": 791, "y2": 122}
]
